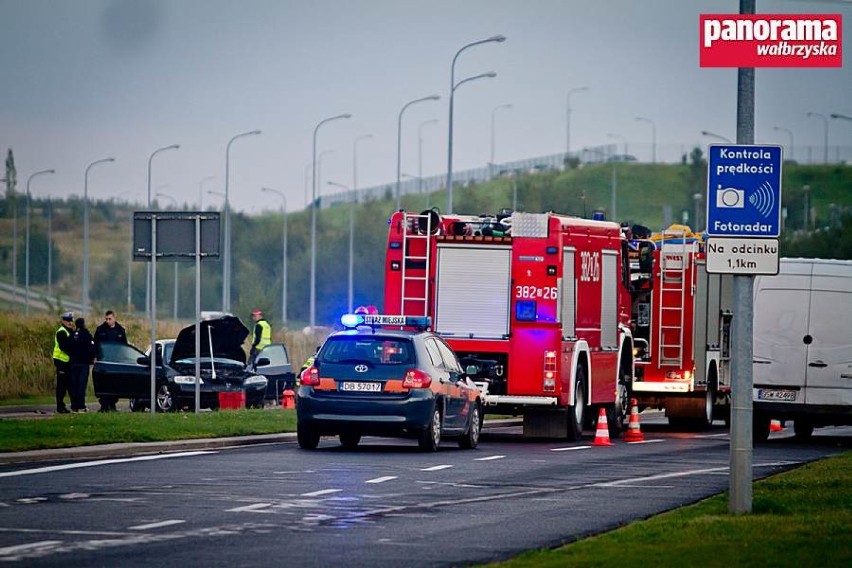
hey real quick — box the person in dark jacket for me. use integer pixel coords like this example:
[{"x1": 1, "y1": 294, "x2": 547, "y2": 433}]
[
  {"x1": 70, "y1": 317, "x2": 96, "y2": 412},
  {"x1": 94, "y1": 310, "x2": 128, "y2": 353},
  {"x1": 53, "y1": 312, "x2": 75, "y2": 413}
]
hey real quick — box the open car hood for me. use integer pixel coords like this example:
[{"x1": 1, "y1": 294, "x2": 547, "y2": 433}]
[{"x1": 170, "y1": 315, "x2": 249, "y2": 365}]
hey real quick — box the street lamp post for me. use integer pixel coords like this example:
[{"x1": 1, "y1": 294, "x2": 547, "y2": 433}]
[
  {"x1": 446, "y1": 34, "x2": 505, "y2": 214},
  {"x1": 327, "y1": 181, "x2": 355, "y2": 313},
  {"x1": 145, "y1": 144, "x2": 180, "y2": 317},
  {"x1": 566, "y1": 86, "x2": 589, "y2": 157},
  {"x1": 693, "y1": 193, "x2": 702, "y2": 231},
  {"x1": 83, "y1": 158, "x2": 115, "y2": 314},
  {"x1": 311, "y1": 114, "x2": 352, "y2": 328},
  {"x1": 25, "y1": 168, "x2": 55, "y2": 315},
  {"x1": 261, "y1": 187, "x2": 288, "y2": 325},
  {"x1": 418, "y1": 119, "x2": 438, "y2": 197},
  {"x1": 397, "y1": 95, "x2": 440, "y2": 211},
  {"x1": 224, "y1": 129, "x2": 262, "y2": 312},
  {"x1": 806, "y1": 112, "x2": 829, "y2": 164},
  {"x1": 701, "y1": 130, "x2": 733, "y2": 144},
  {"x1": 490, "y1": 103, "x2": 512, "y2": 177},
  {"x1": 772, "y1": 126, "x2": 794, "y2": 161},
  {"x1": 635, "y1": 116, "x2": 656, "y2": 163},
  {"x1": 198, "y1": 176, "x2": 216, "y2": 209}
]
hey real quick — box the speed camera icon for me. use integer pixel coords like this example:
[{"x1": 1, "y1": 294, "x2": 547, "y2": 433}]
[{"x1": 715, "y1": 185, "x2": 745, "y2": 209}]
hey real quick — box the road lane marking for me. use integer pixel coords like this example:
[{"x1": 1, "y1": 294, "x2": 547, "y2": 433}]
[
  {"x1": 0, "y1": 541, "x2": 63, "y2": 556},
  {"x1": 550, "y1": 445, "x2": 592, "y2": 452},
  {"x1": 227, "y1": 503, "x2": 273, "y2": 513},
  {"x1": 301, "y1": 489, "x2": 343, "y2": 497},
  {"x1": 474, "y1": 455, "x2": 505, "y2": 461},
  {"x1": 421, "y1": 465, "x2": 453, "y2": 471},
  {"x1": 365, "y1": 476, "x2": 398, "y2": 484},
  {"x1": 0, "y1": 451, "x2": 215, "y2": 478},
  {"x1": 625, "y1": 439, "x2": 665, "y2": 444},
  {"x1": 128, "y1": 520, "x2": 185, "y2": 531}
]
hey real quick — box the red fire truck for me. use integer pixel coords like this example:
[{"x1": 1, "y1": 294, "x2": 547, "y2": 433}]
[
  {"x1": 384, "y1": 210, "x2": 634, "y2": 440},
  {"x1": 627, "y1": 226, "x2": 733, "y2": 428}
]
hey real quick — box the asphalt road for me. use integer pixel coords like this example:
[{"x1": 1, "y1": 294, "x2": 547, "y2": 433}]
[{"x1": 0, "y1": 417, "x2": 848, "y2": 567}]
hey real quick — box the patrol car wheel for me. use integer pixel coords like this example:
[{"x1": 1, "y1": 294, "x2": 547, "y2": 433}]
[
  {"x1": 155, "y1": 385, "x2": 175, "y2": 412},
  {"x1": 418, "y1": 407, "x2": 442, "y2": 451},
  {"x1": 339, "y1": 432, "x2": 361, "y2": 449},
  {"x1": 128, "y1": 398, "x2": 148, "y2": 412},
  {"x1": 458, "y1": 404, "x2": 481, "y2": 449},
  {"x1": 567, "y1": 368, "x2": 586, "y2": 441},
  {"x1": 297, "y1": 423, "x2": 320, "y2": 449}
]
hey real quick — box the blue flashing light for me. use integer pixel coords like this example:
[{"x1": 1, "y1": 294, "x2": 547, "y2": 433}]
[
  {"x1": 341, "y1": 314, "x2": 365, "y2": 328},
  {"x1": 516, "y1": 301, "x2": 537, "y2": 322},
  {"x1": 545, "y1": 246, "x2": 558, "y2": 254},
  {"x1": 389, "y1": 242, "x2": 402, "y2": 249}
]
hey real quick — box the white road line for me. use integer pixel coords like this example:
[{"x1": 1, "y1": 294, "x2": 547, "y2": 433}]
[
  {"x1": 0, "y1": 541, "x2": 63, "y2": 555},
  {"x1": 0, "y1": 451, "x2": 215, "y2": 478},
  {"x1": 474, "y1": 455, "x2": 505, "y2": 461},
  {"x1": 128, "y1": 520, "x2": 186, "y2": 531},
  {"x1": 226, "y1": 503, "x2": 273, "y2": 513},
  {"x1": 626, "y1": 439, "x2": 665, "y2": 444},
  {"x1": 301, "y1": 489, "x2": 343, "y2": 497},
  {"x1": 550, "y1": 445, "x2": 592, "y2": 452},
  {"x1": 365, "y1": 476, "x2": 398, "y2": 484},
  {"x1": 421, "y1": 465, "x2": 453, "y2": 471}
]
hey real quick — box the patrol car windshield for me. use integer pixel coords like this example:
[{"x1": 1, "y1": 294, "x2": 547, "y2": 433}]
[{"x1": 319, "y1": 337, "x2": 413, "y2": 366}]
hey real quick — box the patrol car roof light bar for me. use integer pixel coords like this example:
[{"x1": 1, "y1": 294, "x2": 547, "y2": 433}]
[{"x1": 340, "y1": 313, "x2": 432, "y2": 331}]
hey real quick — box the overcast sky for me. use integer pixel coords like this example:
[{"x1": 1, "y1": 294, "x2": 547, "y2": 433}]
[{"x1": 1, "y1": 0, "x2": 849, "y2": 214}]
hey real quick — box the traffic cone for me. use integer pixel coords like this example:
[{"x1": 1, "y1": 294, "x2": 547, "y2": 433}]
[
  {"x1": 592, "y1": 407, "x2": 614, "y2": 446},
  {"x1": 623, "y1": 398, "x2": 645, "y2": 442},
  {"x1": 282, "y1": 389, "x2": 296, "y2": 409},
  {"x1": 770, "y1": 419, "x2": 783, "y2": 432}
]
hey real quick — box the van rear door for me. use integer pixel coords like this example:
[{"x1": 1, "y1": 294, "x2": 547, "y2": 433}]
[{"x1": 803, "y1": 263, "x2": 852, "y2": 406}]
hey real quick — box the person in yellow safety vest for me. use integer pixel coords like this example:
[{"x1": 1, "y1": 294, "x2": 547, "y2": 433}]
[
  {"x1": 249, "y1": 309, "x2": 272, "y2": 369},
  {"x1": 53, "y1": 312, "x2": 75, "y2": 414}
]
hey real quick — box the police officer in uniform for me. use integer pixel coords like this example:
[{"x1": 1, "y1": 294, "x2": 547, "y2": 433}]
[
  {"x1": 53, "y1": 312, "x2": 75, "y2": 413},
  {"x1": 249, "y1": 309, "x2": 272, "y2": 369}
]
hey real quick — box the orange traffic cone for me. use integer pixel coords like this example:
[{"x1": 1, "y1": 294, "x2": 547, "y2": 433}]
[
  {"x1": 770, "y1": 419, "x2": 783, "y2": 432},
  {"x1": 281, "y1": 389, "x2": 296, "y2": 409},
  {"x1": 623, "y1": 398, "x2": 645, "y2": 442},
  {"x1": 592, "y1": 407, "x2": 614, "y2": 446}
]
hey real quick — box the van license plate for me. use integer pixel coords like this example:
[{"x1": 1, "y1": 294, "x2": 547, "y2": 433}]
[
  {"x1": 757, "y1": 389, "x2": 797, "y2": 402},
  {"x1": 341, "y1": 382, "x2": 381, "y2": 392}
]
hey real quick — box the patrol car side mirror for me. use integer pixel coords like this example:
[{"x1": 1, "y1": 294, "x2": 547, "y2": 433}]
[
  {"x1": 137, "y1": 356, "x2": 149, "y2": 366},
  {"x1": 256, "y1": 357, "x2": 271, "y2": 367}
]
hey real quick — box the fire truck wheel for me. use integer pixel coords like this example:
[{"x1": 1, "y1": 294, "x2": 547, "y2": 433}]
[
  {"x1": 700, "y1": 384, "x2": 716, "y2": 429},
  {"x1": 297, "y1": 423, "x2": 321, "y2": 449},
  {"x1": 567, "y1": 369, "x2": 586, "y2": 441},
  {"x1": 419, "y1": 406, "x2": 442, "y2": 451},
  {"x1": 753, "y1": 411, "x2": 771, "y2": 443},
  {"x1": 458, "y1": 404, "x2": 481, "y2": 449}
]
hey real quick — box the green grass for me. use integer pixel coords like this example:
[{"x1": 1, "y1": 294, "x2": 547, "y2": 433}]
[
  {"x1": 488, "y1": 451, "x2": 852, "y2": 567},
  {"x1": 0, "y1": 408, "x2": 296, "y2": 452}
]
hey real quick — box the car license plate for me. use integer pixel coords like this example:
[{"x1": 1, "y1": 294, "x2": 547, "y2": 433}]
[
  {"x1": 757, "y1": 388, "x2": 797, "y2": 402},
  {"x1": 341, "y1": 381, "x2": 381, "y2": 392}
]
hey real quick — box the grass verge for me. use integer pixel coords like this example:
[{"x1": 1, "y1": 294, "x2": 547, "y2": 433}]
[
  {"x1": 489, "y1": 451, "x2": 852, "y2": 567},
  {"x1": 0, "y1": 408, "x2": 296, "y2": 452}
]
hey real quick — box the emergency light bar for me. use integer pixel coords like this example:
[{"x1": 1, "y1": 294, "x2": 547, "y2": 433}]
[{"x1": 340, "y1": 313, "x2": 432, "y2": 330}]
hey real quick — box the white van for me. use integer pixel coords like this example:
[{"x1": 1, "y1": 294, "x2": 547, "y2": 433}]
[{"x1": 752, "y1": 258, "x2": 852, "y2": 441}]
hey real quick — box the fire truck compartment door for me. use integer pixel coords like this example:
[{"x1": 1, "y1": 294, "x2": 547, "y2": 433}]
[{"x1": 435, "y1": 245, "x2": 511, "y2": 338}]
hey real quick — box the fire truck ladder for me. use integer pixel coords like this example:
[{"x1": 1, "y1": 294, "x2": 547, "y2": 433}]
[
  {"x1": 657, "y1": 230, "x2": 689, "y2": 367},
  {"x1": 400, "y1": 212, "x2": 433, "y2": 317}
]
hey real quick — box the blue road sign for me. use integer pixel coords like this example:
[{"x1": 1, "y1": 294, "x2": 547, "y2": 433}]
[{"x1": 706, "y1": 145, "x2": 782, "y2": 237}]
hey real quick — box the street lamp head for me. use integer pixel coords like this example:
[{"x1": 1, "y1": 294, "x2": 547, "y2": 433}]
[
  {"x1": 167, "y1": 144, "x2": 180, "y2": 150},
  {"x1": 250, "y1": 130, "x2": 262, "y2": 136},
  {"x1": 484, "y1": 71, "x2": 497, "y2": 78},
  {"x1": 341, "y1": 114, "x2": 352, "y2": 119},
  {"x1": 427, "y1": 94, "x2": 441, "y2": 101},
  {"x1": 489, "y1": 34, "x2": 507, "y2": 43}
]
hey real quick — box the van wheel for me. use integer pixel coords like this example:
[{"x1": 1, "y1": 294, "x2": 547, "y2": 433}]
[
  {"x1": 753, "y1": 411, "x2": 771, "y2": 443},
  {"x1": 418, "y1": 407, "x2": 442, "y2": 451},
  {"x1": 793, "y1": 420, "x2": 814, "y2": 440},
  {"x1": 567, "y1": 368, "x2": 586, "y2": 441}
]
